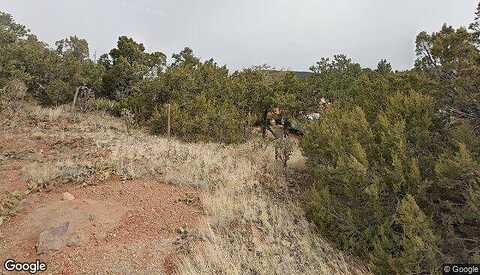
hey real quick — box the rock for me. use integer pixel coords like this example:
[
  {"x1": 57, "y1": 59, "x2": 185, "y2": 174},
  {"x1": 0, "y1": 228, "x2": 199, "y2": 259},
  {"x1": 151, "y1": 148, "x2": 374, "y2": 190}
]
[
  {"x1": 36, "y1": 222, "x2": 70, "y2": 255},
  {"x1": 62, "y1": 192, "x2": 75, "y2": 201},
  {"x1": 18, "y1": 199, "x2": 128, "y2": 252}
]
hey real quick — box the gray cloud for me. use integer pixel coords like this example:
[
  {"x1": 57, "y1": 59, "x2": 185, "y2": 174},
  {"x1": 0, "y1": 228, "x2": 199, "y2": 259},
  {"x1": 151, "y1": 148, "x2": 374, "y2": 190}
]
[{"x1": 0, "y1": 0, "x2": 477, "y2": 71}]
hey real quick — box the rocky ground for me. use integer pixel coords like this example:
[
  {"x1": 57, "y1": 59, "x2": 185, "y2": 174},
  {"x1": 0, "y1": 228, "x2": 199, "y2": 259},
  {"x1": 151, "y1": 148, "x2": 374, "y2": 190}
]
[
  {"x1": 0, "y1": 106, "x2": 205, "y2": 274},
  {"x1": 0, "y1": 103, "x2": 369, "y2": 275}
]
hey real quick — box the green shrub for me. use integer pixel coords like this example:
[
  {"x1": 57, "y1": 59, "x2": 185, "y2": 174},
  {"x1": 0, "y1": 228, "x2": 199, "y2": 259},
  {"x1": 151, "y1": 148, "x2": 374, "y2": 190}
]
[
  {"x1": 429, "y1": 143, "x2": 480, "y2": 263},
  {"x1": 364, "y1": 194, "x2": 441, "y2": 274},
  {"x1": 45, "y1": 79, "x2": 73, "y2": 105},
  {"x1": 302, "y1": 85, "x2": 480, "y2": 273},
  {"x1": 94, "y1": 97, "x2": 130, "y2": 117},
  {"x1": 94, "y1": 98, "x2": 116, "y2": 112},
  {"x1": 300, "y1": 92, "x2": 448, "y2": 274},
  {"x1": 150, "y1": 96, "x2": 246, "y2": 144}
]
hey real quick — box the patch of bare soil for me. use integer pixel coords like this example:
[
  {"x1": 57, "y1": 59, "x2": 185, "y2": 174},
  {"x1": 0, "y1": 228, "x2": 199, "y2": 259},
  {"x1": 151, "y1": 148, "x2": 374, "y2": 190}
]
[
  {"x1": 0, "y1": 179, "x2": 203, "y2": 274},
  {"x1": 0, "y1": 124, "x2": 97, "y2": 199},
  {"x1": 0, "y1": 132, "x2": 37, "y2": 197},
  {"x1": 1, "y1": 105, "x2": 370, "y2": 275},
  {"x1": 0, "y1": 108, "x2": 205, "y2": 275},
  {"x1": 0, "y1": 160, "x2": 25, "y2": 196}
]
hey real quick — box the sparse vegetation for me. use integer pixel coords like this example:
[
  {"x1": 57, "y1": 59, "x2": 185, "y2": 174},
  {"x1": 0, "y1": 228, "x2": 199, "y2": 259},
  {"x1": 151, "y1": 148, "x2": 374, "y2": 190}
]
[
  {"x1": 1, "y1": 103, "x2": 368, "y2": 274},
  {"x1": 1, "y1": 3, "x2": 480, "y2": 274},
  {"x1": 93, "y1": 115, "x2": 367, "y2": 274}
]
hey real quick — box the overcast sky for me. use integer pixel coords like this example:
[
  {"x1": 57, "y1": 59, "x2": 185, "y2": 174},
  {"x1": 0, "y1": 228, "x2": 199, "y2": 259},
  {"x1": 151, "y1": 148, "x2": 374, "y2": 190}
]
[{"x1": 0, "y1": 0, "x2": 477, "y2": 71}]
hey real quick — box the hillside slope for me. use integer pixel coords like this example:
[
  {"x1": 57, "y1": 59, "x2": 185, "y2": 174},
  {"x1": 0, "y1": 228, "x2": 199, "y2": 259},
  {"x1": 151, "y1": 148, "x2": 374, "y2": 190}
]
[{"x1": 0, "y1": 103, "x2": 369, "y2": 274}]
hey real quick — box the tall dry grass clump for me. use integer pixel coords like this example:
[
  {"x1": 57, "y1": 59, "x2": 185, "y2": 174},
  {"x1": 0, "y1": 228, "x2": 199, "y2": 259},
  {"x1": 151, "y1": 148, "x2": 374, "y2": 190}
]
[{"x1": 29, "y1": 105, "x2": 69, "y2": 121}]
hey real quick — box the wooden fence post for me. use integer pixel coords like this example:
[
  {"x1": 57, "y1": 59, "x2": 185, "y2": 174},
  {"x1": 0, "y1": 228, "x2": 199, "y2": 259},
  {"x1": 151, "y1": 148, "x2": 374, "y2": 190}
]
[
  {"x1": 72, "y1": 86, "x2": 81, "y2": 111},
  {"x1": 167, "y1": 103, "x2": 171, "y2": 139}
]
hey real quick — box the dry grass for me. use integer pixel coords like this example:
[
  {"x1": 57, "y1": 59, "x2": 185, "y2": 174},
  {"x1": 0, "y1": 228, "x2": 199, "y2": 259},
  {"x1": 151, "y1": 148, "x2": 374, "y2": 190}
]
[
  {"x1": 0, "y1": 80, "x2": 28, "y2": 123},
  {"x1": 174, "y1": 146, "x2": 368, "y2": 275},
  {"x1": 30, "y1": 105, "x2": 69, "y2": 122},
  {"x1": 22, "y1": 162, "x2": 59, "y2": 186},
  {"x1": 22, "y1": 160, "x2": 96, "y2": 188},
  {"x1": 84, "y1": 131, "x2": 368, "y2": 274},
  {"x1": 11, "y1": 104, "x2": 370, "y2": 274},
  {"x1": 181, "y1": 189, "x2": 365, "y2": 275}
]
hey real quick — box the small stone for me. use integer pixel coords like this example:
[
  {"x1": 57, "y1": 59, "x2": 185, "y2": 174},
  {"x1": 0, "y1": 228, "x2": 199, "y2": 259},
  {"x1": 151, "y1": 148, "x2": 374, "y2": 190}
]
[
  {"x1": 62, "y1": 192, "x2": 75, "y2": 201},
  {"x1": 37, "y1": 222, "x2": 70, "y2": 255}
]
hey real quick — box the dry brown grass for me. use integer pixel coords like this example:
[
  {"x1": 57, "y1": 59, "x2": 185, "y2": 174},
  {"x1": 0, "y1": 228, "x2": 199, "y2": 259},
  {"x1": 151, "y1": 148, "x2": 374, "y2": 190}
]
[
  {"x1": 181, "y1": 189, "x2": 365, "y2": 275},
  {"x1": 10, "y1": 104, "x2": 370, "y2": 274},
  {"x1": 173, "y1": 145, "x2": 368, "y2": 275},
  {"x1": 22, "y1": 160, "x2": 96, "y2": 188},
  {"x1": 85, "y1": 131, "x2": 369, "y2": 274},
  {"x1": 30, "y1": 105, "x2": 68, "y2": 121}
]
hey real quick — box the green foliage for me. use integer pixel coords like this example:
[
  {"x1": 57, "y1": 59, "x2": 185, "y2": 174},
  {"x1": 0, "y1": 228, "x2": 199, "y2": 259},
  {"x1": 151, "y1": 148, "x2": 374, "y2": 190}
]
[
  {"x1": 302, "y1": 20, "x2": 480, "y2": 272},
  {"x1": 307, "y1": 55, "x2": 362, "y2": 108},
  {"x1": 101, "y1": 56, "x2": 138, "y2": 99},
  {"x1": 376, "y1": 59, "x2": 393, "y2": 74},
  {"x1": 230, "y1": 66, "x2": 277, "y2": 136},
  {"x1": 45, "y1": 79, "x2": 72, "y2": 105},
  {"x1": 274, "y1": 71, "x2": 306, "y2": 120},
  {"x1": 142, "y1": 48, "x2": 247, "y2": 144},
  {"x1": 305, "y1": 55, "x2": 404, "y2": 121},
  {"x1": 2, "y1": 8, "x2": 480, "y2": 274},
  {"x1": 0, "y1": 11, "x2": 29, "y2": 44},
  {"x1": 94, "y1": 98, "x2": 128, "y2": 116},
  {"x1": 94, "y1": 98, "x2": 117, "y2": 112},
  {"x1": 55, "y1": 36, "x2": 89, "y2": 61},
  {"x1": 150, "y1": 99, "x2": 246, "y2": 144},
  {"x1": 469, "y1": 2, "x2": 480, "y2": 44},
  {"x1": 0, "y1": 12, "x2": 103, "y2": 105},
  {"x1": 110, "y1": 36, "x2": 147, "y2": 65},
  {"x1": 0, "y1": 11, "x2": 294, "y2": 145},
  {"x1": 301, "y1": 93, "x2": 443, "y2": 274},
  {"x1": 100, "y1": 36, "x2": 166, "y2": 99},
  {"x1": 429, "y1": 143, "x2": 480, "y2": 262},
  {"x1": 301, "y1": 19, "x2": 480, "y2": 270},
  {"x1": 390, "y1": 195, "x2": 440, "y2": 274},
  {"x1": 415, "y1": 24, "x2": 480, "y2": 132}
]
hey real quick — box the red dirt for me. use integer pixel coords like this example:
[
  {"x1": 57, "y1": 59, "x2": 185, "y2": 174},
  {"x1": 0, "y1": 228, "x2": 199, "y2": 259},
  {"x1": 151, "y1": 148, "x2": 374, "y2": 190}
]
[
  {"x1": 1, "y1": 179, "x2": 203, "y2": 274},
  {"x1": 0, "y1": 160, "x2": 25, "y2": 195},
  {"x1": 0, "y1": 116, "x2": 205, "y2": 275}
]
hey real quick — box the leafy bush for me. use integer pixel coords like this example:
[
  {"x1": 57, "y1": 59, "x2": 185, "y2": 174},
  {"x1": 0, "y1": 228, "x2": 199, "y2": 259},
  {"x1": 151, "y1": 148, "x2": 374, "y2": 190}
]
[
  {"x1": 45, "y1": 79, "x2": 73, "y2": 105},
  {"x1": 150, "y1": 96, "x2": 246, "y2": 144},
  {"x1": 94, "y1": 98, "x2": 129, "y2": 116}
]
